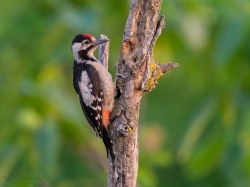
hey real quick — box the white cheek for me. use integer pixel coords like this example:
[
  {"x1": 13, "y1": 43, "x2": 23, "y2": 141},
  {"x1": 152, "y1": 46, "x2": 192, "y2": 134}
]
[
  {"x1": 72, "y1": 43, "x2": 81, "y2": 52},
  {"x1": 72, "y1": 43, "x2": 89, "y2": 62},
  {"x1": 81, "y1": 45, "x2": 87, "y2": 50},
  {"x1": 72, "y1": 43, "x2": 81, "y2": 61},
  {"x1": 72, "y1": 43, "x2": 88, "y2": 52}
]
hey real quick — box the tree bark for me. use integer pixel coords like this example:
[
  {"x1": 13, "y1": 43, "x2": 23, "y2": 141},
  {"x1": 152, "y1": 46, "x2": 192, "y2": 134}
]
[{"x1": 102, "y1": 0, "x2": 179, "y2": 186}]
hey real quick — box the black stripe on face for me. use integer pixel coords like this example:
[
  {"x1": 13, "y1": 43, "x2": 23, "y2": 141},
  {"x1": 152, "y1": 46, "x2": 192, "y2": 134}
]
[
  {"x1": 78, "y1": 50, "x2": 96, "y2": 61},
  {"x1": 86, "y1": 45, "x2": 95, "y2": 52}
]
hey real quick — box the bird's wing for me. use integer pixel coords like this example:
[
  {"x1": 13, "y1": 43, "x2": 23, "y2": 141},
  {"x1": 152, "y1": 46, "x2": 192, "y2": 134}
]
[{"x1": 77, "y1": 64, "x2": 104, "y2": 138}]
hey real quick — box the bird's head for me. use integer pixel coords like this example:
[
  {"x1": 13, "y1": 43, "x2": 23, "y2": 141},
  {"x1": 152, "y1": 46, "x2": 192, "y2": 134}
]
[{"x1": 72, "y1": 33, "x2": 109, "y2": 61}]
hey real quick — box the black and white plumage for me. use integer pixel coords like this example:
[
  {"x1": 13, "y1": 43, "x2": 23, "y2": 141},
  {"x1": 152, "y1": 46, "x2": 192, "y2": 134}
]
[{"x1": 72, "y1": 33, "x2": 115, "y2": 160}]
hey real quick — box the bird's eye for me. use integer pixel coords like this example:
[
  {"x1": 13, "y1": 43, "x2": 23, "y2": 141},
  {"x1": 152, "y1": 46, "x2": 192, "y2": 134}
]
[{"x1": 85, "y1": 40, "x2": 90, "y2": 44}]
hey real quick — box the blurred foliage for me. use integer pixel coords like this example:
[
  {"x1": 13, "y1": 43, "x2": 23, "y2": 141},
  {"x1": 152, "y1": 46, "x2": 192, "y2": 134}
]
[{"x1": 0, "y1": 0, "x2": 250, "y2": 186}]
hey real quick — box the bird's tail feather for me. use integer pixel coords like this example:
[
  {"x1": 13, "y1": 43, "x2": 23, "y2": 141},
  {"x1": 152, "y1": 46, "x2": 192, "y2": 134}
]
[{"x1": 102, "y1": 128, "x2": 115, "y2": 163}]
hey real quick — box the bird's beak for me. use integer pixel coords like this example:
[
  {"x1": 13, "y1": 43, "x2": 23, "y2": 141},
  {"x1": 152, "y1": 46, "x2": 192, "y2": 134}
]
[{"x1": 92, "y1": 39, "x2": 109, "y2": 47}]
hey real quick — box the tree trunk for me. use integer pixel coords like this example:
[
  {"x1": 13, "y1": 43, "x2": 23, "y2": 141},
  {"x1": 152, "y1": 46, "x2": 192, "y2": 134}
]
[{"x1": 101, "y1": 0, "x2": 179, "y2": 186}]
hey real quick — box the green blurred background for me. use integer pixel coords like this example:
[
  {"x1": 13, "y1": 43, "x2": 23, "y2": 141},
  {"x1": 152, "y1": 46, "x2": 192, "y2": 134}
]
[{"x1": 1, "y1": 0, "x2": 250, "y2": 186}]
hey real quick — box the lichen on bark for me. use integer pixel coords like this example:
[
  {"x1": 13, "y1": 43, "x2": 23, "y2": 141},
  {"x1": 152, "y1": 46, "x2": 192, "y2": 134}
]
[{"x1": 142, "y1": 57, "x2": 163, "y2": 92}]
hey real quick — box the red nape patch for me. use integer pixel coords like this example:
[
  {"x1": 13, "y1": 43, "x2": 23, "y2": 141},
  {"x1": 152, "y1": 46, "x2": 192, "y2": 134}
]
[{"x1": 82, "y1": 33, "x2": 93, "y2": 39}]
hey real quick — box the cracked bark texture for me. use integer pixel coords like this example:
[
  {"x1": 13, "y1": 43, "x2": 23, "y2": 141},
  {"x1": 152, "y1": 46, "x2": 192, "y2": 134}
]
[
  {"x1": 105, "y1": 0, "x2": 178, "y2": 186},
  {"x1": 98, "y1": 34, "x2": 110, "y2": 69}
]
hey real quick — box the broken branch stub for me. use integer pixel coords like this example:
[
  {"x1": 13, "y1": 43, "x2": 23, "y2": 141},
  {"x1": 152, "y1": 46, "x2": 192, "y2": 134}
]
[
  {"x1": 141, "y1": 16, "x2": 179, "y2": 92},
  {"x1": 98, "y1": 34, "x2": 110, "y2": 69}
]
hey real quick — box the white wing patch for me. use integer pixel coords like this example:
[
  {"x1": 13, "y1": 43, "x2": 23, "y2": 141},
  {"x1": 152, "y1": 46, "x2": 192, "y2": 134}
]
[{"x1": 79, "y1": 71, "x2": 95, "y2": 106}]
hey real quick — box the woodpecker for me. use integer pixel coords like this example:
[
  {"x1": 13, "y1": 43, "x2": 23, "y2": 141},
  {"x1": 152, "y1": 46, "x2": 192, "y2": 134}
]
[{"x1": 71, "y1": 33, "x2": 115, "y2": 160}]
